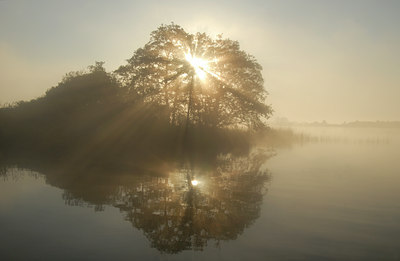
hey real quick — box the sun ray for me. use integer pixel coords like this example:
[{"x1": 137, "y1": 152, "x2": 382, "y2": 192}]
[{"x1": 184, "y1": 52, "x2": 220, "y2": 81}]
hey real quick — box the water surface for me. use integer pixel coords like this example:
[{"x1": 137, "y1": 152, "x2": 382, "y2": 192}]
[{"x1": 1, "y1": 127, "x2": 399, "y2": 260}]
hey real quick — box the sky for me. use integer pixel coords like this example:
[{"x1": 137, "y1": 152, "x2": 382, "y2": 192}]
[{"x1": 1, "y1": 0, "x2": 399, "y2": 123}]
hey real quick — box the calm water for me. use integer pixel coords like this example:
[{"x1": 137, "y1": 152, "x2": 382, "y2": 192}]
[{"x1": 1, "y1": 127, "x2": 400, "y2": 260}]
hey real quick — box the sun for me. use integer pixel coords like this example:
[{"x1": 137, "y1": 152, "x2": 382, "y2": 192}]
[{"x1": 184, "y1": 53, "x2": 209, "y2": 80}]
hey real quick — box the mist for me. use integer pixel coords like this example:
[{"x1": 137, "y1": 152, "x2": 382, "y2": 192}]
[{"x1": 1, "y1": 1, "x2": 400, "y2": 260}]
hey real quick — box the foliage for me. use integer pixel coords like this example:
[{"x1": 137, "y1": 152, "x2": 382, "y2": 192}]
[
  {"x1": 0, "y1": 24, "x2": 272, "y2": 159},
  {"x1": 0, "y1": 64, "x2": 122, "y2": 152},
  {"x1": 116, "y1": 23, "x2": 272, "y2": 129},
  {"x1": 0, "y1": 24, "x2": 275, "y2": 254}
]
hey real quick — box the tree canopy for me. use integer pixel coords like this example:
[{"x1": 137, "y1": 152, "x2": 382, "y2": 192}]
[
  {"x1": 0, "y1": 24, "x2": 273, "y2": 159},
  {"x1": 116, "y1": 23, "x2": 272, "y2": 129}
]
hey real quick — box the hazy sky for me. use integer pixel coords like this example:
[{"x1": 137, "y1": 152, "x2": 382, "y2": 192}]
[{"x1": 1, "y1": 0, "x2": 399, "y2": 123}]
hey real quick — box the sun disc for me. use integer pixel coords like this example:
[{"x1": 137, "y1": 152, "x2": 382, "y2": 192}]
[{"x1": 185, "y1": 53, "x2": 209, "y2": 80}]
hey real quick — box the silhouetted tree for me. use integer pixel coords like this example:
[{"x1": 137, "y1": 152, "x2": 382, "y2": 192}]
[
  {"x1": 116, "y1": 23, "x2": 272, "y2": 129},
  {"x1": 0, "y1": 25, "x2": 271, "y2": 162},
  {"x1": 45, "y1": 61, "x2": 119, "y2": 108}
]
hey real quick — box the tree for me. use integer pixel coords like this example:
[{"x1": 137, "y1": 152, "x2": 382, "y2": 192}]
[
  {"x1": 116, "y1": 23, "x2": 272, "y2": 129},
  {"x1": 45, "y1": 61, "x2": 120, "y2": 108}
]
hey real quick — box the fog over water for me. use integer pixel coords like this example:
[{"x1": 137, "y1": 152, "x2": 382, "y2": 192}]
[
  {"x1": 1, "y1": 1, "x2": 400, "y2": 260},
  {"x1": 1, "y1": 126, "x2": 399, "y2": 260}
]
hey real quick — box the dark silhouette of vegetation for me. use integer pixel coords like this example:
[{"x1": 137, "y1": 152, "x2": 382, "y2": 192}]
[
  {"x1": 0, "y1": 24, "x2": 272, "y2": 164},
  {"x1": 0, "y1": 65, "x2": 250, "y2": 166},
  {"x1": 0, "y1": 23, "x2": 275, "y2": 254},
  {"x1": 116, "y1": 24, "x2": 271, "y2": 129}
]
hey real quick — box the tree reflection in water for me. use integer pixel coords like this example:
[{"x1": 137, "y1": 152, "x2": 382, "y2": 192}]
[{"x1": 1, "y1": 149, "x2": 272, "y2": 253}]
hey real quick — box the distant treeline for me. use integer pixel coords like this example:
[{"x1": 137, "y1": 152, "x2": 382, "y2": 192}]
[
  {"x1": 341, "y1": 121, "x2": 400, "y2": 128},
  {"x1": 272, "y1": 119, "x2": 400, "y2": 128}
]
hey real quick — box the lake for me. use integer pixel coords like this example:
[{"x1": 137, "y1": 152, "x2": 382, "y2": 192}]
[{"x1": 1, "y1": 127, "x2": 399, "y2": 260}]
